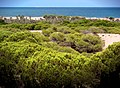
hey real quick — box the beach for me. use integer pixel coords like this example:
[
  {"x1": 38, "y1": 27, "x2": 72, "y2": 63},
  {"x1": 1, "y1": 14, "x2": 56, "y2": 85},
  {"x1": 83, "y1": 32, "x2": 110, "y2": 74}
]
[
  {"x1": 0, "y1": 16, "x2": 45, "y2": 20},
  {"x1": 1, "y1": 16, "x2": 120, "y2": 22}
]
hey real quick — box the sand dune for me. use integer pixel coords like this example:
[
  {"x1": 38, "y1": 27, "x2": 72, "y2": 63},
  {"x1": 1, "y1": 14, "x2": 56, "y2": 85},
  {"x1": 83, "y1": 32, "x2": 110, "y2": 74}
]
[{"x1": 97, "y1": 33, "x2": 120, "y2": 49}]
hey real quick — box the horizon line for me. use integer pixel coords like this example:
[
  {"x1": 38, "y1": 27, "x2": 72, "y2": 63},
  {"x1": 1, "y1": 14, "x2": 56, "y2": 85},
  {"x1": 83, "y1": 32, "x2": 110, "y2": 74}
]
[{"x1": 0, "y1": 6, "x2": 120, "y2": 8}]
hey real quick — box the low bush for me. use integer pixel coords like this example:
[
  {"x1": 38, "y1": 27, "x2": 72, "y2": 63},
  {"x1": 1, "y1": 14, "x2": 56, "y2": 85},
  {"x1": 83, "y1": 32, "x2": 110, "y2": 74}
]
[{"x1": 50, "y1": 32, "x2": 66, "y2": 42}]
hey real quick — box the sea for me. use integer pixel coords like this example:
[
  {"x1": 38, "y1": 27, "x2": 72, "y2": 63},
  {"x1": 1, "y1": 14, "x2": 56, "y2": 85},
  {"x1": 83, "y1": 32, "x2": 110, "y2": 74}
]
[{"x1": 0, "y1": 7, "x2": 120, "y2": 18}]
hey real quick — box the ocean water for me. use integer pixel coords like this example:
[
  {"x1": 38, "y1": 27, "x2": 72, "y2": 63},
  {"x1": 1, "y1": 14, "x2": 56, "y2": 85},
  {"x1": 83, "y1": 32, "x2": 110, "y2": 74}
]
[{"x1": 0, "y1": 7, "x2": 120, "y2": 17}]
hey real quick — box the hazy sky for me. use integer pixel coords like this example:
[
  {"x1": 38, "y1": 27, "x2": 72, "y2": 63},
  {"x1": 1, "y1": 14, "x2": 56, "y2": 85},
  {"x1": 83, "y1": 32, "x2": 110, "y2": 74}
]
[{"x1": 0, "y1": 0, "x2": 120, "y2": 7}]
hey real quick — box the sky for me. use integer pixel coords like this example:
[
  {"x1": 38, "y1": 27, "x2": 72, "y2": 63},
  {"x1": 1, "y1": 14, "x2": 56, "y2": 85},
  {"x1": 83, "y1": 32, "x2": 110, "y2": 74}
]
[{"x1": 0, "y1": 0, "x2": 120, "y2": 7}]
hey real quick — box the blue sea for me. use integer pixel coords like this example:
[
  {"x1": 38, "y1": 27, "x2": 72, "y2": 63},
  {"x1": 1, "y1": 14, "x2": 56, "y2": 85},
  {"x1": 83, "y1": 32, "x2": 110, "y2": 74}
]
[{"x1": 0, "y1": 7, "x2": 120, "y2": 17}]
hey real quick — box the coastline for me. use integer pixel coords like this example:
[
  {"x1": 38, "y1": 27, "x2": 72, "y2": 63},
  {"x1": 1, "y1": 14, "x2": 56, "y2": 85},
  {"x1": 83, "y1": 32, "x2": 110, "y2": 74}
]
[
  {"x1": 0, "y1": 16, "x2": 120, "y2": 22},
  {"x1": 0, "y1": 16, "x2": 45, "y2": 20}
]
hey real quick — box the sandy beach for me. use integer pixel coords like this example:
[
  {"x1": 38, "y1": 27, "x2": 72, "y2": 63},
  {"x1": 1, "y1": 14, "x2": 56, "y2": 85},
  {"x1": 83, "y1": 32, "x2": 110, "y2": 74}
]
[
  {"x1": 86, "y1": 17, "x2": 120, "y2": 21},
  {"x1": 0, "y1": 16, "x2": 120, "y2": 21},
  {"x1": 0, "y1": 16, "x2": 45, "y2": 20}
]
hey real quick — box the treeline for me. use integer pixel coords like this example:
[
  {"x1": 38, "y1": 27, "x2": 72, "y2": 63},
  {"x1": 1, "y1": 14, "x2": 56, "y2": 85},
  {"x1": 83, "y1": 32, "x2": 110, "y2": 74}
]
[
  {"x1": 1, "y1": 15, "x2": 119, "y2": 24},
  {"x1": 0, "y1": 15, "x2": 85, "y2": 24}
]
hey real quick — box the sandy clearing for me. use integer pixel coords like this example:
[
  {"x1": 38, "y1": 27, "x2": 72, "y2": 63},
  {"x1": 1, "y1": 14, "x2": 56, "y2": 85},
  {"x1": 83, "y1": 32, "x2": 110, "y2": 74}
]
[{"x1": 97, "y1": 33, "x2": 120, "y2": 49}]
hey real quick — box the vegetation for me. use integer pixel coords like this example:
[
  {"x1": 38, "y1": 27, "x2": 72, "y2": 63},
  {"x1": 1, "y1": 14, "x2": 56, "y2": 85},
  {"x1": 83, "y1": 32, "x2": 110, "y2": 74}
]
[{"x1": 0, "y1": 16, "x2": 120, "y2": 88}]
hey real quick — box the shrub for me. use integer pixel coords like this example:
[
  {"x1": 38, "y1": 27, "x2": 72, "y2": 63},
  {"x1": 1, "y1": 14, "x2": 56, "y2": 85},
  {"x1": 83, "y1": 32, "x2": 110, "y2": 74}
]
[
  {"x1": 56, "y1": 26, "x2": 76, "y2": 34},
  {"x1": 65, "y1": 33, "x2": 102, "y2": 53},
  {"x1": 93, "y1": 42, "x2": 120, "y2": 88},
  {"x1": 34, "y1": 25, "x2": 41, "y2": 30},
  {"x1": 50, "y1": 32, "x2": 65, "y2": 42},
  {"x1": 0, "y1": 41, "x2": 100, "y2": 88},
  {"x1": 76, "y1": 34, "x2": 102, "y2": 53},
  {"x1": 0, "y1": 19, "x2": 6, "y2": 25},
  {"x1": 0, "y1": 30, "x2": 13, "y2": 42},
  {"x1": 42, "y1": 28, "x2": 54, "y2": 37},
  {"x1": 42, "y1": 42, "x2": 79, "y2": 54},
  {"x1": 88, "y1": 27, "x2": 105, "y2": 33},
  {"x1": 7, "y1": 23, "x2": 22, "y2": 29},
  {"x1": 5, "y1": 31, "x2": 49, "y2": 44},
  {"x1": 25, "y1": 24, "x2": 35, "y2": 30},
  {"x1": 36, "y1": 22, "x2": 50, "y2": 30}
]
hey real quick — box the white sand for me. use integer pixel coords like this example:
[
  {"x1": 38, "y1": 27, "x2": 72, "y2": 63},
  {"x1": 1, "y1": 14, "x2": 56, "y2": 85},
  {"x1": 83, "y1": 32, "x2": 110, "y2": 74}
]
[
  {"x1": 86, "y1": 17, "x2": 120, "y2": 21},
  {"x1": 97, "y1": 33, "x2": 120, "y2": 49},
  {"x1": 0, "y1": 16, "x2": 45, "y2": 20},
  {"x1": 1, "y1": 16, "x2": 120, "y2": 21},
  {"x1": 30, "y1": 30, "x2": 42, "y2": 33}
]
